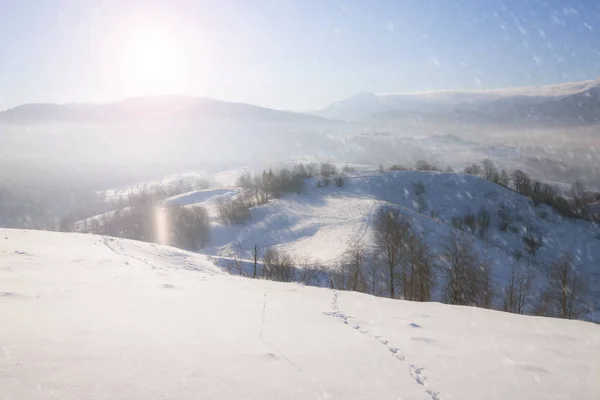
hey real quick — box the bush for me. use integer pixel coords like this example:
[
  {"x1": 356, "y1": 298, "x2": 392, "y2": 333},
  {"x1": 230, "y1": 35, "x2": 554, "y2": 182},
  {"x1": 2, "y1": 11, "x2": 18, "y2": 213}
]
[
  {"x1": 463, "y1": 164, "x2": 482, "y2": 175},
  {"x1": 497, "y1": 203, "x2": 511, "y2": 231},
  {"x1": 262, "y1": 248, "x2": 295, "y2": 282},
  {"x1": 415, "y1": 160, "x2": 441, "y2": 171},
  {"x1": 412, "y1": 181, "x2": 426, "y2": 196},
  {"x1": 522, "y1": 222, "x2": 543, "y2": 255},
  {"x1": 477, "y1": 207, "x2": 491, "y2": 239},
  {"x1": 217, "y1": 197, "x2": 252, "y2": 224},
  {"x1": 416, "y1": 195, "x2": 427, "y2": 213},
  {"x1": 320, "y1": 163, "x2": 338, "y2": 178},
  {"x1": 334, "y1": 174, "x2": 347, "y2": 187},
  {"x1": 463, "y1": 210, "x2": 476, "y2": 232}
]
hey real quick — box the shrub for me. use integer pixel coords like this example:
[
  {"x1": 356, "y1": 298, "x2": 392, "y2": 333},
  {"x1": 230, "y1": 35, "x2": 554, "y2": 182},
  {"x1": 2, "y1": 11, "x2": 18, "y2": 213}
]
[{"x1": 412, "y1": 181, "x2": 426, "y2": 196}]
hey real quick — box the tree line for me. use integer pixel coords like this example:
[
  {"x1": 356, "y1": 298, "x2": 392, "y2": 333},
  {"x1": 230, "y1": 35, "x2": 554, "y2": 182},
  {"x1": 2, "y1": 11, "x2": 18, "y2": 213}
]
[
  {"x1": 219, "y1": 163, "x2": 348, "y2": 224},
  {"x1": 236, "y1": 206, "x2": 588, "y2": 320}
]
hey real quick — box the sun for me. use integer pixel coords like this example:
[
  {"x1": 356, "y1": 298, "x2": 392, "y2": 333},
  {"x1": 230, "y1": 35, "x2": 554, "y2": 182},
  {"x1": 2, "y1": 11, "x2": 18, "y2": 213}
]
[{"x1": 123, "y1": 27, "x2": 188, "y2": 94}]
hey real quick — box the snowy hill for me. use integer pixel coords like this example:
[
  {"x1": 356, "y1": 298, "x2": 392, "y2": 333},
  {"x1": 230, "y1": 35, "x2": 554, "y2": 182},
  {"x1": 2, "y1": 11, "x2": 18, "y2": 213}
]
[
  {"x1": 1, "y1": 228, "x2": 598, "y2": 400},
  {"x1": 151, "y1": 170, "x2": 600, "y2": 317}
]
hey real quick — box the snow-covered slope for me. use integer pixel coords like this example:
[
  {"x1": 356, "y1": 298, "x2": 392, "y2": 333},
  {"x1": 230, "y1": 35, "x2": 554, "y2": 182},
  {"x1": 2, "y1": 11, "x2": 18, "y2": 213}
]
[
  {"x1": 1, "y1": 228, "x2": 598, "y2": 400},
  {"x1": 201, "y1": 171, "x2": 599, "y2": 310}
]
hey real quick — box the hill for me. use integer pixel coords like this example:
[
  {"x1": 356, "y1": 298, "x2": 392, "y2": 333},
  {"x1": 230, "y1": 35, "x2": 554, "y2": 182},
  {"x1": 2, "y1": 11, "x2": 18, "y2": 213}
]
[
  {"x1": 80, "y1": 169, "x2": 600, "y2": 320},
  {"x1": 0, "y1": 96, "x2": 330, "y2": 124},
  {"x1": 1, "y1": 228, "x2": 598, "y2": 399}
]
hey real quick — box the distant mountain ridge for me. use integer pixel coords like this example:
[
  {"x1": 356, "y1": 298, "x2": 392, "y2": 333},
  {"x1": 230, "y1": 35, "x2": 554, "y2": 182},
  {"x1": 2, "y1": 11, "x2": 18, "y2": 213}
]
[
  {"x1": 314, "y1": 78, "x2": 600, "y2": 126},
  {"x1": 0, "y1": 95, "x2": 331, "y2": 124}
]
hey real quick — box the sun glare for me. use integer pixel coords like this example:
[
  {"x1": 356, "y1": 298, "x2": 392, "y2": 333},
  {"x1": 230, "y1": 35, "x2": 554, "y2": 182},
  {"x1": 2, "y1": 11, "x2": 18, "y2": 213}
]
[{"x1": 123, "y1": 27, "x2": 188, "y2": 94}]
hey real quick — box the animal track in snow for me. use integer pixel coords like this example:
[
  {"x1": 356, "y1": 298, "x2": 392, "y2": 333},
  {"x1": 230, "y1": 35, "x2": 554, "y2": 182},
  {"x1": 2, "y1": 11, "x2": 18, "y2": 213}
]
[{"x1": 325, "y1": 290, "x2": 441, "y2": 400}]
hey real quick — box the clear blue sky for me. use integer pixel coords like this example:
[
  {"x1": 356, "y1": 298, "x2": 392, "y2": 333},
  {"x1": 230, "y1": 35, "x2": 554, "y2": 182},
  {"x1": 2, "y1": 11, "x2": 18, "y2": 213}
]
[{"x1": 1, "y1": 0, "x2": 599, "y2": 111}]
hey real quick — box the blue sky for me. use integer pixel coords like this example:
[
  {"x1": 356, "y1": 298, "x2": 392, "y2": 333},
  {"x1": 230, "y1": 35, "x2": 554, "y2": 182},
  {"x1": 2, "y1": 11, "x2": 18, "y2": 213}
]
[{"x1": 1, "y1": 0, "x2": 599, "y2": 111}]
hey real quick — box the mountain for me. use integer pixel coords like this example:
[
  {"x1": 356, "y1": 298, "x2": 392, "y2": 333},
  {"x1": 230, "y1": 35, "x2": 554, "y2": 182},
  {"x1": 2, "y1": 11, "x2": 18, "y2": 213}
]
[
  {"x1": 314, "y1": 78, "x2": 600, "y2": 125},
  {"x1": 0, "y1": 95, "x2": 331, "y2": 124},
  {"x1": 1, "y1": 228, "x2": 598, "y2": 400}
]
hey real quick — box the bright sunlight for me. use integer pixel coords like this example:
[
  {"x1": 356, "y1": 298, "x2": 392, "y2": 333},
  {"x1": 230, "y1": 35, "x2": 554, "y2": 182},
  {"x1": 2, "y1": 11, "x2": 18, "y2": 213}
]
[{"x1": 123, "y1": 26, "x2": 189, "y2": 94}]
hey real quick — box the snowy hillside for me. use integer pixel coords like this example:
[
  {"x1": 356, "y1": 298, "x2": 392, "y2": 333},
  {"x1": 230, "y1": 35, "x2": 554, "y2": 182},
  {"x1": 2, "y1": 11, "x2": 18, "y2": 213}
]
[
  {"x1": 1, "y1": 229, "x2": 598, "y2": 400},
  {"x1": 176, "y1": 171, "x2": 598, "y2": 314}
]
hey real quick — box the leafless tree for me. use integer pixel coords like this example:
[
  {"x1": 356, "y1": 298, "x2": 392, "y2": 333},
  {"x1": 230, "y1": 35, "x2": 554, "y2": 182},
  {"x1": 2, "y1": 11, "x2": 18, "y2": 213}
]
[
  {"x1": 344, "y1": 240, "x2": 367, "y2": 292},
  {"x1": 320, "y1": 163, "x2": 338, "y2": 178},
  {"x1": 262, "y1": 247, "x2": 295, "y2": 282},
  {"x1": 568, "y1": 180, "x2": 588, "y2": 215},
  {"x1": 499, "y1": 169, "x2": 510, "y2": 187},
  {"x1": 334, "y1": 174, "x2": 347, "y2": 187},
  {"x1": 511, "y1": 170, "x2": 531, "y2": 195},
  {"x1": 373, "y1": 207, "x2": 412, "y2": 298},
  {"x1": 463, "y1": 164, "x2": 482, "y2": 176},
  {"x1": 400, "y1": 233, "x2": 435, "y2": 301},
  {"x1": 440, "y1": 231, "x2": 494, "y2": 307},
  {"x1": 365, "y1": 252, "x2": 383, "y2": 296},
  {"x1": 537, "y1": 253, "x2": 588, "y2": 319},
  {"x1": 482, "y1": 159, "x2": 498, "y2": 182},
  {"x1": 503, "y1": 262, "x2": 534, "y2": 314},
  {"x1": 252, "y1": 244, "x2": 259, "y2": 278},
  {"x1": 297, "y1": 255, "x2": 324, "y2": 286}
]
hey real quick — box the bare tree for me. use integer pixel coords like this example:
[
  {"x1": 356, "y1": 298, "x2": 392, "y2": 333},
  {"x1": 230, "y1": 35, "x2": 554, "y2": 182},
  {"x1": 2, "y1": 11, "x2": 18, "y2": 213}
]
[
  {"x1": 440, "y1": 231, "x2": 494, "y2": 307},
  {"x1": 482, "y1": 159, "x2": 498, "y2": 182},
  {"x1": 499, "y1": 169, "x2": 510, "y2": 187},
  {"x1": 511, "y1": 170, "x2": 531, "y2": 195},
  {"x1": 344, "y1": 240, "x2": 367, "y2": 292},
  {"x1": 334, "y1": 174, "x2": 347, "y2": 187},
  {"x1": 365, "y1": 251, "x2": 383, "y2": 296},
  {"x1": 568, "y1": 180, "x2": 588, "y2": 216},
  {"x1": 401, "y1": 233, "x2": 435, "y2": 301},
  {"x1": 503, "y1": 262, "x2": 534, "y2": 314},
  {"x1": 463, "y1": 164, "x2": 482, "y2": 176},
  {"x1": 537, "y1": 253, "x2": 588, "y2": 319},
  {"x1": 252, "y1": 244, "x2": 259, "y2": 278},
  {"x1": 373, "y1": 207, "x2": 412, "y2": 298},
  {"x1": 297, "y1": 255, "x2": 324, "y2": 286},
  {"x1": 262, "y1": 247, "x2": 295, "y2": 282}
]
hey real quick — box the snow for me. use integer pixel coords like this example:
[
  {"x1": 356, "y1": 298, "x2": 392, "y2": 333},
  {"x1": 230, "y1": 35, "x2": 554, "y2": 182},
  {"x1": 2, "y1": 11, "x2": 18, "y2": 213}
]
[
  {"x1": 194, "y1": 171, "x2": 599, "y2": 315},
  {"x1": 1, "y1": 229, "x2": 599, "y2": 400}
]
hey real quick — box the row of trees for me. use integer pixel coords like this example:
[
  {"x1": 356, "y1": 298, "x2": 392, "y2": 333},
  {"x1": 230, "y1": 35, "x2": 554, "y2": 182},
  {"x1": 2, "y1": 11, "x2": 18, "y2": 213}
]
[
  {"x1": 239, "y1": 206, "x2": 588, "y2": 320},
  {"x1": 466, "y1": 159, "x2": 599, "y2": 220},
  {"x1": 219, "y1": 163, "x2": 348, "y2": 224}
]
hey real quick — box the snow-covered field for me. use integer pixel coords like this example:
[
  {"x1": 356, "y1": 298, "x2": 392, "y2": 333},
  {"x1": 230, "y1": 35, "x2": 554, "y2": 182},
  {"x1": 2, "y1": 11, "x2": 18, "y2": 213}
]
[{"x1": 0, "y1": 229, "x2": 598, "y2": 399}]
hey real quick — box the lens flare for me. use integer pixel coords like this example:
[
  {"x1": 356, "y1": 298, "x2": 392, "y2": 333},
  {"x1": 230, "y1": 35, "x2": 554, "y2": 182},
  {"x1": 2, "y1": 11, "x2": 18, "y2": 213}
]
[{"x1": 155, "y1": 206, "x2": 169, "y2": 245}]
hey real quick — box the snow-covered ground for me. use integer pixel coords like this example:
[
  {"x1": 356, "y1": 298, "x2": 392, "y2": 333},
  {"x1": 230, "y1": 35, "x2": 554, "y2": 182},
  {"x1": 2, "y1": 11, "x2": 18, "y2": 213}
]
[{"x1": 0, "y1": 229, "x2": 598, "y2": 399}]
